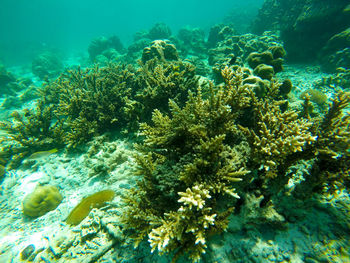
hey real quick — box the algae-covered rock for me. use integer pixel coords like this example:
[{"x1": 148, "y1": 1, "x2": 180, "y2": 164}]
[
  {"x1": 22, "y1": 185, "x2": 63, "y2": 218},
  {"x1": 321, "y1": 28, "x2": 350, "y2": 72},
  {"x1": 141, "y1": 39, "x2": 179, "y2": 63},
  {"x1": 88, "y1": 35, "x2": 124, "y2": 62},
  {"x1": 252, "y1": 0, "x2": 350, "y2": 61},
  {"x1": 32, "y1": 51, "x2": 63, "y2": 80},
  {"x1": 253, "y1": 64, "x2": 274, "y2": 80}
]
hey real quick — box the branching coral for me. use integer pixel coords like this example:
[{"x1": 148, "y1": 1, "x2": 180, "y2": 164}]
[
  {"x1": 239, "y1": 99, "x2": 317, "y2": 176},
  {"x1": 316, "y1": 92, "x2": 350, "y2": 159},
  {"x1": 46, "y1": 64, "x2": 137, "y2": 147},
  {"x1": 133, "y1": 59, "x2": 200, "y2": 123},
  {"x1": 39, "y1": 59, "x2": 199, "y2": 147},
  {"x1": 0, "y1": 100, "x2": 65, "y2": 169},
  {"x1": 121, "y1": 84, "x2": 249, "y2": 262},
  {"x1": 299, "y1": 91, "x2": 350, "y2": 194}
]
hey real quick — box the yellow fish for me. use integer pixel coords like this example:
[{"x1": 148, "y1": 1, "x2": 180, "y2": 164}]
[
  {"x1": 27, "y1": 148, "x2": 58, "y2": 160},
  {"x1": 344, "y1": 4, "x2": 350, "y2": 12}
]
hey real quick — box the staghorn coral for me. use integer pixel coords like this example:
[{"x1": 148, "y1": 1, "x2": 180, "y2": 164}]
[
  {"x1": 287, "y1": 92, "x2": 349, "y2": 195},
  {"x1": 239, "y1": 99, "x2": 317, "y2": 176},
  {"x1": 121, "y1": 83, "x2": 250, "y2": 262},
  {"x1": 316, "y1": 91, "x2": 350, "y2": 159},
  {"x1": 49, "y1": 64, "x2": 137, "y2": 147},
  {"x1": 0, "y1": 100, "x2": 65, "y2": 169},
  {"x1": 133, "y1": 58, "x2": 200, "y2": 123}
]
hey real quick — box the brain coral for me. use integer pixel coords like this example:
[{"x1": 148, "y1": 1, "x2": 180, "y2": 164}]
[{"x1": 22, "y1": 185, "x2": 63, "y2": 218}]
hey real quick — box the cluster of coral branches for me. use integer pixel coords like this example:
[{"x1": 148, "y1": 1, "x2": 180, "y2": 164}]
[{"x1": 0, "y1": 38, "x2": 349, "y2": 262}]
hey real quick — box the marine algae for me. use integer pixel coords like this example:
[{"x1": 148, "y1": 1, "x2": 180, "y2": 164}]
[{"x1": 66, "y1": 189, "x2": 115, "y2": 225}]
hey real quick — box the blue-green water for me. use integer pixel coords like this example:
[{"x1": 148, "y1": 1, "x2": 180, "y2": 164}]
[{"x1": 0, "y1": 0, "x2": 263, "y2": 65}]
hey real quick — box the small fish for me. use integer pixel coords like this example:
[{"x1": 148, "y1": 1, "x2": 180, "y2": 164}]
[
  {"x1": 229, "y1": 55, "x2": 237, "y2": 65},
  {"x1": 27, "y1": 148, "x2": 58, "y2": 160},
  {"x1": 344, "y1": 4, "x2": 350, "y2": 12}
]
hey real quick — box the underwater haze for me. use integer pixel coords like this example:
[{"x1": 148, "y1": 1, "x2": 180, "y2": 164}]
[{"x1": 0, "y1": 0, "x2": 263, "y2": 65}]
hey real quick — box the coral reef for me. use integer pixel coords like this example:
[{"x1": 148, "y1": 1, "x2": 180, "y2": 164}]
[
  {"x1": 315, "y1": 92, "x2": 350, "y2": 160},
  {"x1": 121, "y1": 71, "x2": 252, "y2": 262},
  {"x1": 177, "y1": 27, "x2": 208, "y2": 57},
  {"x1": 320, "y1": 27, "x2": 350, "y2": 72},
  {"x1": 88, "y1": 35, "x2": 125, "y2": 62},
  {"x1": 32, "y1": 51, "x2": 63, "y2": 80},
  {"x1": 239, "y1": 99, "x2": 317, "y2": 176},
  {"x1": 141, "y1": 40, "x2": 179, "y2": 63},
  {"x1": 208, "y1": 32, "x2": 283, "y2": 83},
  {"x1": 47, "y1": 64, "x2": 137, "y2": 146},
  {"x1": 300, "y1": 89, "x2": 329, "y2": 108},
  {"x1": 120, "y1": 65, "x2": 350, "y2": 262},
  {"x1": 314, "y1": 67, "x2": 350, "y2": 91},
  {"x1": 0, "y1": 65, "x2": 36, "y2": 108},
  {"x1": 133, "y1": 59, "x2": 200, "y2": 123},
  {"x1": 208, "y1": 31, "x2": 282, "y2": 66},
  {"x1": 252, "y1": 0, "x2": 350, "y2": 62},
  {"x1": 207, "y1": 24, "x2": 235, "y2": 48},
  {"x1": 294, "y1": 92, "x2": 350, "y2": 195},
  {"x1": 0, "y1": 101, "x2": 65, "y2": 169},
  {"x1": 22, "y1": 185, "x2": 63, "y2": 218},
  {"x1": 135, "y1": 23, "x2": 172, "y2": 41},
  {"x1": 247, "y1": 46, "x2": 286, "y2": 75}
]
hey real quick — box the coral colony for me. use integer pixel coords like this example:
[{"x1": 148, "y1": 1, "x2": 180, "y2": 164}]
[{"x1": 0, "y1": 1, "x2": 349, "y2": 262}]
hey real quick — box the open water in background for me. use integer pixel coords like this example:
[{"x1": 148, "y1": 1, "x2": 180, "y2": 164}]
[{"x1": 0, "y1": 0, "x2": 264, "y2": 66}]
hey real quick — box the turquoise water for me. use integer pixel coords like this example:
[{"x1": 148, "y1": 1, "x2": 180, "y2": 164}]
[{"x1": 0, "y1": 0, "x2": 263, "y2": 65}]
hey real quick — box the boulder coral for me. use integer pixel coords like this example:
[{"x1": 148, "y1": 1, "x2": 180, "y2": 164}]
[{"x1": 22, "y1": 185, "x2": 63, "y2": 218}]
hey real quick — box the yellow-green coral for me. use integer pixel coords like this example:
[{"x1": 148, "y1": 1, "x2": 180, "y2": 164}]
[
  {"x1": 0, "y1": 100, "x2": 65, "y2": 169},
  {"x1": 239, "y1": 99, "x2": 317, "y2": 175},
  {"x1": 121, "y1": 81, "x2": 249, "y2": 262},
  {"x1": 22, "y1": 185, "x2": 63, "y2": 218},
  {"x1": 316, "y1": 92, "x2": 350, "y2": 159}
]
